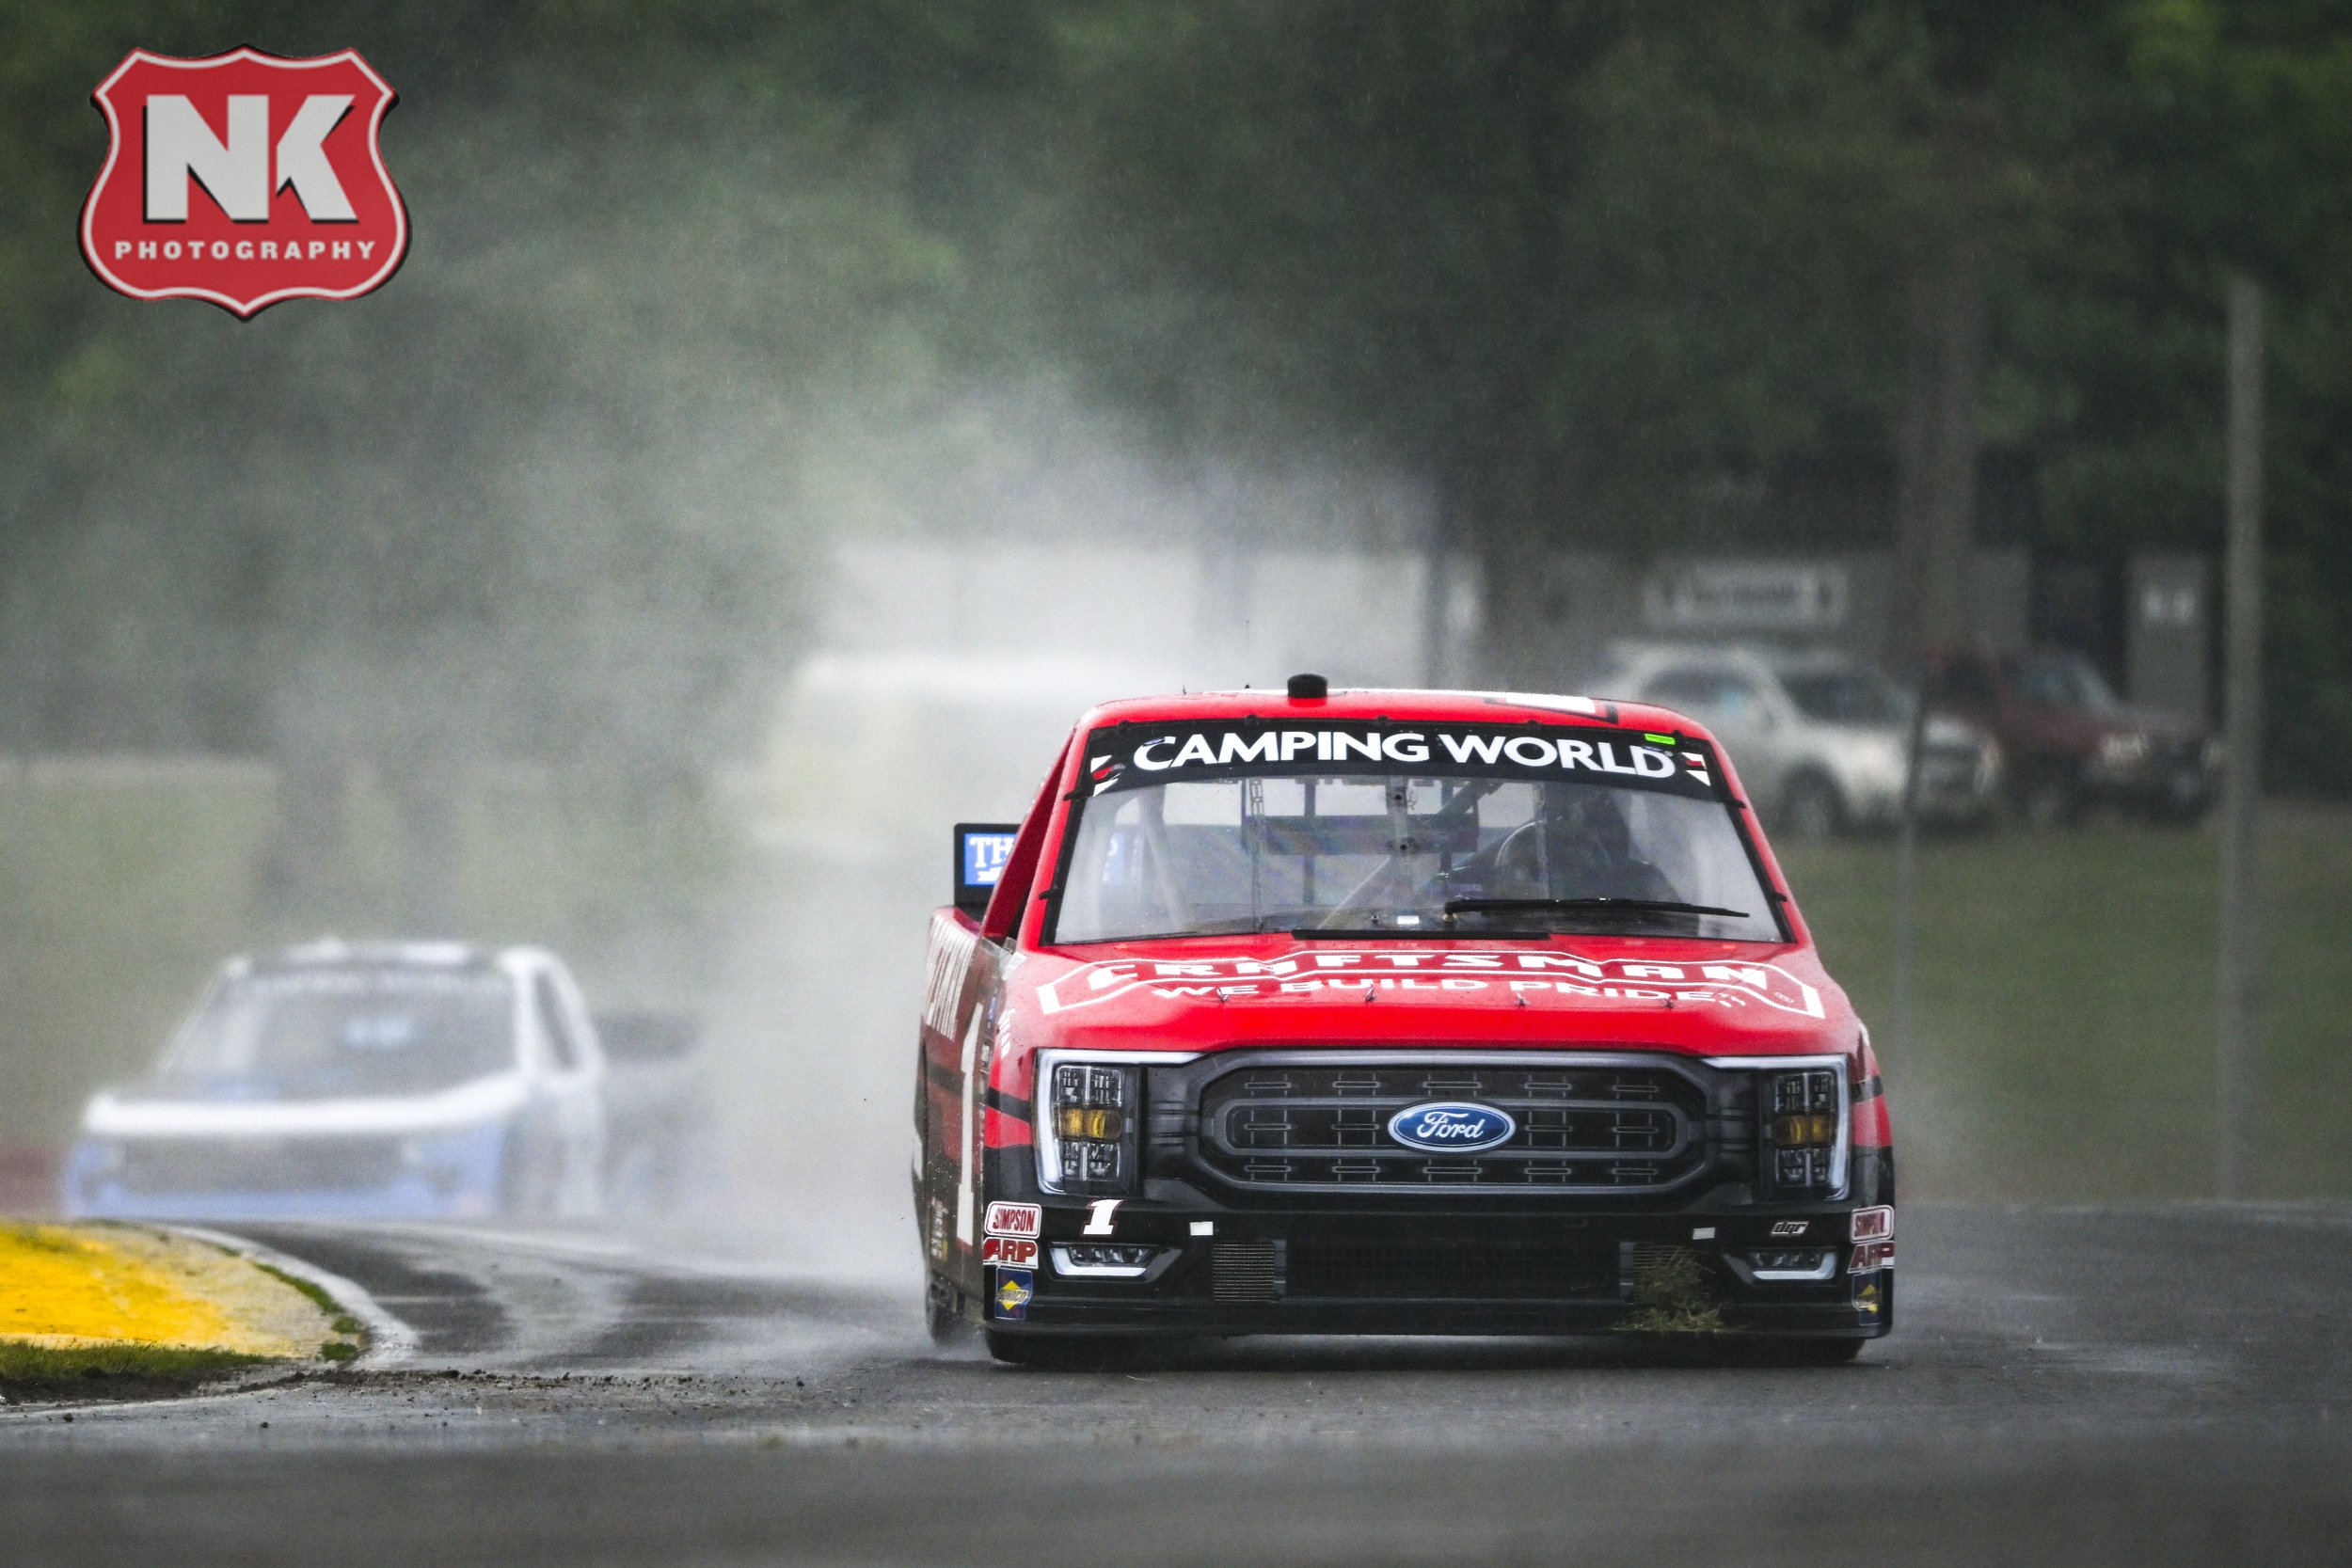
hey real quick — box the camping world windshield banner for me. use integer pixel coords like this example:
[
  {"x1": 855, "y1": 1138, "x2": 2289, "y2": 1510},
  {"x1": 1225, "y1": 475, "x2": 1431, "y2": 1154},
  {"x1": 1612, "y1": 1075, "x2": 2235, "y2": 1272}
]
[{"x1": 1082, "y1": 721, "x2": 1720, "y2": 801}]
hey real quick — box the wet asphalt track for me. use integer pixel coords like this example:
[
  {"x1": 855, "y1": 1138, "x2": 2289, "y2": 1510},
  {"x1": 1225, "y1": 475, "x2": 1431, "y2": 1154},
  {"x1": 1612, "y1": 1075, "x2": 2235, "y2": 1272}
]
[{"x1": 2, "y1": 1203, "x2": 2347, "y2": 1566}]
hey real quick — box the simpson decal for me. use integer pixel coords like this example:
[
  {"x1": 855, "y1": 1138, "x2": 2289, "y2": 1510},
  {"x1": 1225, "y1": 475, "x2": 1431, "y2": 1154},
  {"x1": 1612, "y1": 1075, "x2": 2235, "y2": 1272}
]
[
  {"x1": 1084, "y1": 721, "x2": 1717, "y2": 801},
  {"x1": 984, "y1": 1201, "x2": 1042, "y2": 1239},
  {"x1": 1038, "y1": 949, "x2": 1826, "y2": 1019},
  {"x1": 1851, "y1": 1206, "x2": 1894, "y2": 1242},
  {"x1": 82, "y1": 48, "x2": 407, "y2": 316}
]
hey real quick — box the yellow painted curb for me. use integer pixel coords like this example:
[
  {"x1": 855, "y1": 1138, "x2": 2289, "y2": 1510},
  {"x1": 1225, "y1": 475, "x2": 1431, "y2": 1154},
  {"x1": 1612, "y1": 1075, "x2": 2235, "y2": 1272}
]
[{"x1": 0, "y1": 1223, "x2": 335, "y2": 1358}]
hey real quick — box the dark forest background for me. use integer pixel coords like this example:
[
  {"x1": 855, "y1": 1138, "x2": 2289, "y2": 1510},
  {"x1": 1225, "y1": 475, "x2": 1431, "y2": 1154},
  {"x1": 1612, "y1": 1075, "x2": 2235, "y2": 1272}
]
[{"x1": 6, "y1": 0, "x2": 2351, "y2": 804}]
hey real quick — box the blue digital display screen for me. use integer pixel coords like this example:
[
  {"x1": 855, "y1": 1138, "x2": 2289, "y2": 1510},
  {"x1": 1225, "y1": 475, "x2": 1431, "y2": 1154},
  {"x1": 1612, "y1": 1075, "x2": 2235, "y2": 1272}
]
[{"x1": 961, "y1": 831, "x2": 1019, "y2": 888}]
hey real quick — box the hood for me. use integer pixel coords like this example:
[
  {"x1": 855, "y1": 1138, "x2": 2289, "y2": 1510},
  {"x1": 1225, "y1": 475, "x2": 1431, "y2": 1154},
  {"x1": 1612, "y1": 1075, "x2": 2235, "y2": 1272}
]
[
  {"x1": 2104, "y1": 703, "x2": 2205, "y2": 742},
  {"x1": 81, "y1": 1070, "x2": 532, "y2": 1137},
  {"x1": 999, "y1": 933, "x2": 1857, "y2": 1087},
  {"x1": 1922, "y1": 712, "x2": 1990, "y2": 749}
]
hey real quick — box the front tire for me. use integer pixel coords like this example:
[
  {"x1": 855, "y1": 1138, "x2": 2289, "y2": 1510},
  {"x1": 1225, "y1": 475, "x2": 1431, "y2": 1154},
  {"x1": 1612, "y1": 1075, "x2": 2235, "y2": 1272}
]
[
  {"x1": 925, "y1": 1277, "x2": 969, "y2": 1345},
  {"x1": 1756, "y1": 1337, "x2": 1867, "y2": 1365},
  {"x1": 1779, "y1": 773, "x2": 1846, "y2": 842},
  {"x1": 2016, "y1": 768, "x2": 2080, "y2": 830}
]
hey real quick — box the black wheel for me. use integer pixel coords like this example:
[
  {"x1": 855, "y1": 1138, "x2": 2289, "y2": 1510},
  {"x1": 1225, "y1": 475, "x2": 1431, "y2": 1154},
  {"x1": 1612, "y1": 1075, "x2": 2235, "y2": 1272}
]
[
  {"x1": 1761, "y1": 1337, "x2": 1867, "y2": 1365},
  {"x1": 983, "y1": 1331, "x2": 1138, "y2": 1370},
  {"x1": 1779, "y1": 773, "x2": 1845, "y2": 842},
  {"x1": 2148, "y1": 768, "x2": 2213, "y2": 827},
  {"x1": 2016, "y1": 769, "x2": 2080, "y2": 830},
  {"x1": 925, "y1": 1277, "x2": 969, "y2": 1345},
  {"x1": 497, "y1": 1130, "x2": 562, "y2": 1219}
]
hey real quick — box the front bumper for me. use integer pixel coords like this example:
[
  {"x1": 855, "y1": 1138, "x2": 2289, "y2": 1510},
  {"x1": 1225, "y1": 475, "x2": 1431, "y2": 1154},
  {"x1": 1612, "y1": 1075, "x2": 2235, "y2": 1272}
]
[
  {"x1": 2082, "y1": 749, "x2": 2217, "y2": 815},
  {"x1": 1849, "y1": 757, "x2": 1999, "y2": 828},
  {"x1": 61, "y1": 1121, "x2": 513, "y2": 1222},
  {"x1": 974, "y1": 1159, "x2": 1895, "y2": 1342}
]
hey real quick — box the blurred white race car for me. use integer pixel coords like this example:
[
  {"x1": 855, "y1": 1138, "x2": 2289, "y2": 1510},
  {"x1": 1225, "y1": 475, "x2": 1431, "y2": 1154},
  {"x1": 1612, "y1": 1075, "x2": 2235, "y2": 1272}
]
[{"x1": 63, "y1": 940, "x2": 702, "y2": 1221}]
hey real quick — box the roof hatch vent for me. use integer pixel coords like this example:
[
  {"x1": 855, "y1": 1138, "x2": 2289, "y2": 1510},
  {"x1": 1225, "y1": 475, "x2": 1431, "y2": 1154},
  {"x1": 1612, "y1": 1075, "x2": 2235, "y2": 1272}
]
[{"x1": 1286, "y1": 673, "x2": 1329, "y2": 701}]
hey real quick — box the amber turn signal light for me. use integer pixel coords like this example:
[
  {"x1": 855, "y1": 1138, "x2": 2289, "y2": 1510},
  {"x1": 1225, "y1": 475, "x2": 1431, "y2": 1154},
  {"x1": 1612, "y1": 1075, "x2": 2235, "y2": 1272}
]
[
  {"x1": 1057, "y1": 1106, "x2": 1126, "y2": 1141},
  {"x1": 1772, "y1": 1113, "x2": 1837, "y2": 1148}
]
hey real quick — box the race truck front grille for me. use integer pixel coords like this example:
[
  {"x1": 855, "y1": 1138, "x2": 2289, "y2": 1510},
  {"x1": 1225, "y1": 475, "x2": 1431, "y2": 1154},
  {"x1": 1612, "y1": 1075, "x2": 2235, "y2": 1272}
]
[
  {"x1": 1287, "y1": 1240, "x2": 1619, "y2": 1299},
  {"x1": 115, "y1": 1135, "x2": 405, "y2": 1195},
  {"x1": 1176, "y1": 1053, "x2": 1720, "y2": 1196},
  {"x1": 1205, "y1": 1237, "x2": 1618, "y2": 1300}
]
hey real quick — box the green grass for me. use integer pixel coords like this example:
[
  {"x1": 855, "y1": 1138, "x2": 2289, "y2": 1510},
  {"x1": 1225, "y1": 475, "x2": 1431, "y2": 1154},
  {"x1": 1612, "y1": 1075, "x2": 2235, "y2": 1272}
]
[
  {"x1": 250, "y1": 1259, "x2": 368, "y2": 1362},
  {"x1": 0, "y1": 761, "x2": 278, "y2": 1147},
  {"x1": 0, "y1": 1340, "x2": 262, "y2": 1401},
  {"x1": 251, "y1": 1259, "x2": 339, "y2": 1317},
  {"x1": 2, "y1": 760, "x2": 2345, "y2": 1202},
  {"x1": 0, "y1": 757, "x2": 731, "y2": 1148},
  {"x1": 1778, "y1": 804, "x2": 2352, "y2": 1200}
]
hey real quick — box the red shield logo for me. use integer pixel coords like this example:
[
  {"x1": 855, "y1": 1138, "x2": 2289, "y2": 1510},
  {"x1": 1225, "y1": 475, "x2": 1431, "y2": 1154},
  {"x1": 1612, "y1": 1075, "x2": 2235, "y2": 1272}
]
[{"x1": 81, "y1": 48, "x2": 407, "y2": 318}]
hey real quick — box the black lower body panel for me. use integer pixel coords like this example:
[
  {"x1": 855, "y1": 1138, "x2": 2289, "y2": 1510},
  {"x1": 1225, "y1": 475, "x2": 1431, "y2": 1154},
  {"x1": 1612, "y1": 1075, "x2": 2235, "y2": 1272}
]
[{"x1": 971, "y1": 1190, "x2": 1894, "y2": 1343}]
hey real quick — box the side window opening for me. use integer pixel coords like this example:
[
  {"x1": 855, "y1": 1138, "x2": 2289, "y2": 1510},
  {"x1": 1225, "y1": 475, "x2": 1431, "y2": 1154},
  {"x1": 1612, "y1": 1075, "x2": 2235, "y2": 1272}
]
[
  {"x1": 532, "y1": 973, "x2": 580, "y2": 1072},
  {"x1": 1930, "y1": 660, "x2": 1996, "y2": 707},
  {"x1": 1648, "y1": 668, "x2": 1756, "y2": 722}
]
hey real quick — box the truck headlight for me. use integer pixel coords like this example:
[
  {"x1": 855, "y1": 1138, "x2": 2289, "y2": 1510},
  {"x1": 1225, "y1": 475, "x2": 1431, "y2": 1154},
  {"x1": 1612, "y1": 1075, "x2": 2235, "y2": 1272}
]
[
  {"x1": 2098, "y1": 731, "x2": 2150, "y2": 768},
  {"x1": 1763, "y1": 1068, "x2": 1844, "y2": 1196},
  {"x1": 1041, "y1": 1057, "x2": 1139, "y2": 1196}
]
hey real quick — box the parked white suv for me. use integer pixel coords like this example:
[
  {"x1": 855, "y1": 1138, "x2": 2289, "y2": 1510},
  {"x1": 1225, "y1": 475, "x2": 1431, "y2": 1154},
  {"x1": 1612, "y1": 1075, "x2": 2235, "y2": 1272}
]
[{"x1": 1590, "y1": 642, "x2": 2001, "y2": 837}]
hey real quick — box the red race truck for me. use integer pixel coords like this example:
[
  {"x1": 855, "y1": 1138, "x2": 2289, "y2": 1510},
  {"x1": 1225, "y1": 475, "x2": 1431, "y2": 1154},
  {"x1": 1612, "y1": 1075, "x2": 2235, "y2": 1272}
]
[{"x1": 915, "y1": 676, "x2": 1894, "y2": 1365}]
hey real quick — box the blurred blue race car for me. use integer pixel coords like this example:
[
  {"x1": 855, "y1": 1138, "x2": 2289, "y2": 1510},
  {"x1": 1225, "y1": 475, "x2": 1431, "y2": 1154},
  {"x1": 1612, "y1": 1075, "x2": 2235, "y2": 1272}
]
[{"x1": 63, "y1": 940, "x2": 618, "y2": 1222}]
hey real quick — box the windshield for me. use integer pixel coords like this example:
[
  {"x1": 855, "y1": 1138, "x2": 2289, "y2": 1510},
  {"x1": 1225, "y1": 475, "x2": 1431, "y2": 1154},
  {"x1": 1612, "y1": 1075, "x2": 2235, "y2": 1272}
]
[
  {"x1": 1050, "y1": 722, "x2": 1781, "y2": 942},
  {"x1": 160, "y1": 968, "x2": 518, "y2": 1099},
  {"x1": 2010, "y1": 652, "x2": 2121, "y2": 712},
  {"x1": 1777, "y1": 665, "x2": 1912, "y2": 726}
]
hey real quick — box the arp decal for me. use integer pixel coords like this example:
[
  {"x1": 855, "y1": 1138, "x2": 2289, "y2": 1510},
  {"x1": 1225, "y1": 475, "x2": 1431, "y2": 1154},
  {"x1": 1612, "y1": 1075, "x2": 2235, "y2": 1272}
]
[
  {"x1": 991, "y1": 1267, "x2": 1035, "y2": 1322},
  {"x1": 1850, "y1": 1241, "x2": 1896, "y2": 1273},
  {"x1": 984, "y1": 1201, "x2": 1041, "y2": 1239},
  {"x1": 1038, "y1": 949, "x2": 1825, "y2": 1020},
  {"x1": 1851, "y1": 1206, "x2": 1894, "y2": 1243},
  {"x1": 82, "y1": 48, "x2": 407, "y2": 316},
  {"x1": 980, "y1": 1236, "x2": 1039, "y2": 1268}
]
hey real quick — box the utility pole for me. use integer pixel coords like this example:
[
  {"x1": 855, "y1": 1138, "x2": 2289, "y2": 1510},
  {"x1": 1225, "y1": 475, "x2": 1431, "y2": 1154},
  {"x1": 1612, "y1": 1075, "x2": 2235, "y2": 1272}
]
[
  {"x1": 1892, "y1": 694, "x2": 1929, "y2": 1060},
  {"x1": 2217, "y1": 272, "x2": 2265, "y2": 1199},
  {"x1": 1420, "y1": 474, "x2": 1452, "y2": 689}
]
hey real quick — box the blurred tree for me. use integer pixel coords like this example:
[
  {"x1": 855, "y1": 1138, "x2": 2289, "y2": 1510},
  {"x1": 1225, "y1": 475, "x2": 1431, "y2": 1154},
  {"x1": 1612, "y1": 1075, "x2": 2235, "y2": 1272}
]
[
  {"x1": 1027, "y1": 0, "x2": 2352, "y2": 784},
  {"x1": 1031, "y1": 2, "x2": 1932, "y2": 678},
  {"x1": 6, "y1": 0, "x2": 2352, "y2": 809},
  {"x1": 0, "y1": 0, "x2": 989, "y2": 936}
]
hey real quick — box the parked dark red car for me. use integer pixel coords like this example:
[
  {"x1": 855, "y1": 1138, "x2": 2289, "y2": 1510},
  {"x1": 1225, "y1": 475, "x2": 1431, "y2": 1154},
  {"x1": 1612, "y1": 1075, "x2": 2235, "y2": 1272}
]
[{"x1": 1920, "y1": 647, "x2": 2217, "y2": 827}]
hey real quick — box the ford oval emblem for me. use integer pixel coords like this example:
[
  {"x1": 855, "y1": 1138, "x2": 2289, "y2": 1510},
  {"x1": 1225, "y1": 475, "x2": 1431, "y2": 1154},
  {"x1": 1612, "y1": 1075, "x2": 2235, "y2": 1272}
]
[{"x1": 1387, "y1": 1101, "x2": 1517, "y2": 1153}]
